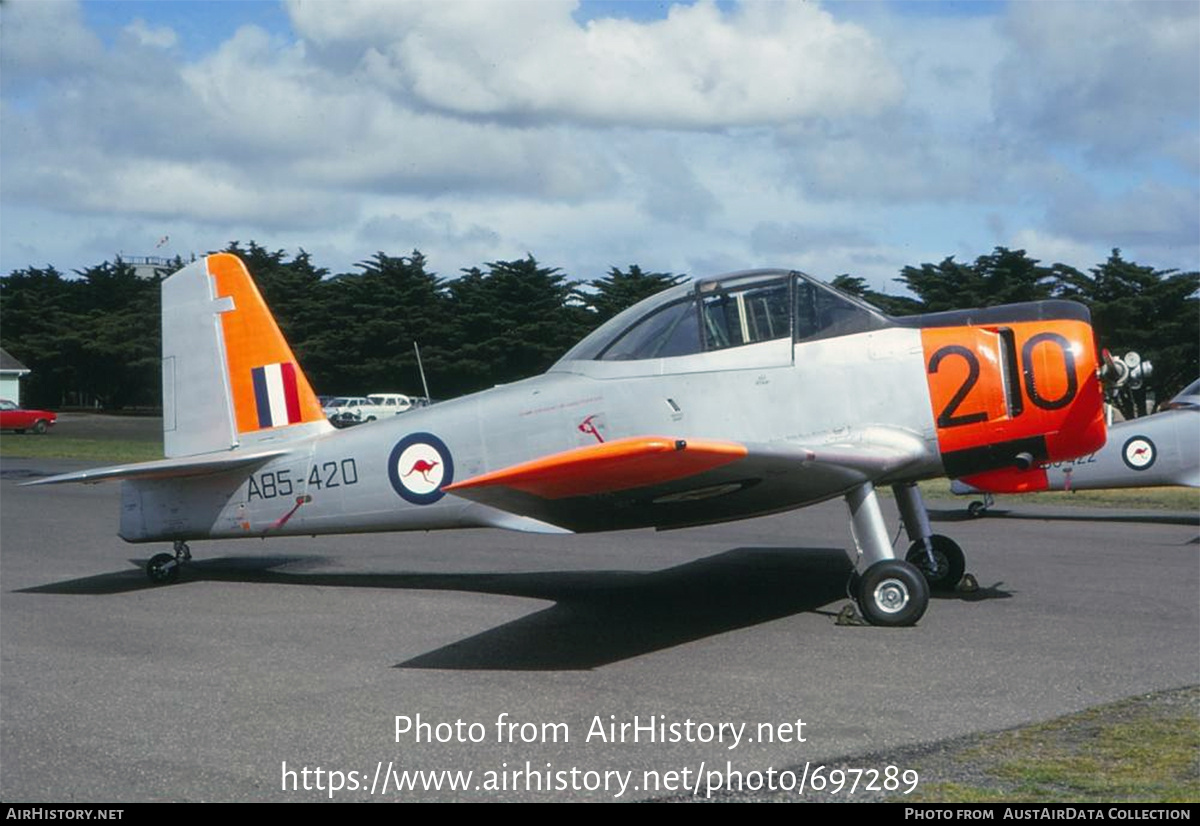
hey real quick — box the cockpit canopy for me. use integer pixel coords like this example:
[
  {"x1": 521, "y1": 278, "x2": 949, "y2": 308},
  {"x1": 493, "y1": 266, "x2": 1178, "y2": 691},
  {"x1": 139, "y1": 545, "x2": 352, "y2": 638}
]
[
  {"x1": 558, "y1": 269, "x2": 892, "y2": 363},
  {"x1": 1164, "y1": 378, "x2": 1200, "y2": 410}
]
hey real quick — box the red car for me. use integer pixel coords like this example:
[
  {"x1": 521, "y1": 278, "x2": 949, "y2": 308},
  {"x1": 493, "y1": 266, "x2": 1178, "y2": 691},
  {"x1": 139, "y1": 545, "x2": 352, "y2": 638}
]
[{"x1": 0, "y1": 399, "x2": 57, "y2": 434}]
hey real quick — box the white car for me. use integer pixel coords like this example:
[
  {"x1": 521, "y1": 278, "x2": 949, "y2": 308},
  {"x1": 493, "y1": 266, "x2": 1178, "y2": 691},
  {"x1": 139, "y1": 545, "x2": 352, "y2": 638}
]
[
  {"x1": 367, "y1": 393, "x2": 416, "y2": 415},
  {"x1": 322, "y1": 396, "x2": 374, "y2": 426}
]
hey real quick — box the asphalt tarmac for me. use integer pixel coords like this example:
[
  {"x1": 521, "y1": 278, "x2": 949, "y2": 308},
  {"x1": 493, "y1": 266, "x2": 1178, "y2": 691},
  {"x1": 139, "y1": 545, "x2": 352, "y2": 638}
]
[{"x1": 2, "y1": 456, "x2": 1197, "y2": 802}]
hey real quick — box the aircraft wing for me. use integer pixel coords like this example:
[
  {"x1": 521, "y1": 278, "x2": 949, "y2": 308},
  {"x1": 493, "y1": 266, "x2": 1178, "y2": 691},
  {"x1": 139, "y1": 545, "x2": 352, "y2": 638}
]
[
  {"x1": 22, "y1": 449, "x2": 291, "y2": 486},
  {"x1": 444, "y1": 433, "x2": 928, "y2": 532}
]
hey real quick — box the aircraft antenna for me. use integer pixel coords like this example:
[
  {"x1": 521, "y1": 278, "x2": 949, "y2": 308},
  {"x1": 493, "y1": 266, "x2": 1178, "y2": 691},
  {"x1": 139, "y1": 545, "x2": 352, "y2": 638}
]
[{"x1": 414, "y1": 341, "x2": 431, "y2": 402}]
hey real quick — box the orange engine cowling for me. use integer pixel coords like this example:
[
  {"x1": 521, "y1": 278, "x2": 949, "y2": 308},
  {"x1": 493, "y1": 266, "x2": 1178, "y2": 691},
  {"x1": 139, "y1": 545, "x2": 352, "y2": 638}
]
[{"x1": 917, "y1": 301, "x2": 1107, "y2": 484}]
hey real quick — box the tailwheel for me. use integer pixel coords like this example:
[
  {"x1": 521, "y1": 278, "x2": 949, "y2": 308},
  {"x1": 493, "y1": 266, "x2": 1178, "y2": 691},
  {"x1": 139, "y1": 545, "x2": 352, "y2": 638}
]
[
  {"x1": 855, "y1": 559, "x2": 929, "y2": 627},
  {"x1": 146, "y1": 553, "x2": 179, "y2": 585},
  {"x1": 905, "y1": 534, "x2": 966, "y2": 592},
  {"x1": 966, "y1": 493, "x2": 994, "y2": 518},
  {"x1": 146, "y1": 541, "x2": 191, "y2": 585}
]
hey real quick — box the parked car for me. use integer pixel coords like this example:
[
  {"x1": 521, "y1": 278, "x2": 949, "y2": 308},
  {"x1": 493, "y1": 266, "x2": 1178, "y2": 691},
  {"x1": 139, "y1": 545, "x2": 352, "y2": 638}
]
[
  {"x1": 321, "y1": 396, "x2": 374, "y2": 427},
  {"x1": 0, "y1": 399, "x2": 57, "y2": 434},
  {"x1": 367, "y1": 393, "x2": 416, "y2": 415}
]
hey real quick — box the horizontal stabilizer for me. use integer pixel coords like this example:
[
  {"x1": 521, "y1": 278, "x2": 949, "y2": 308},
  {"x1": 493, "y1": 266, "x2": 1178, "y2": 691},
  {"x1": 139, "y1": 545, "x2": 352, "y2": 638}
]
[{"x1": 22, "y1": 449, "x2": 290, "y2": 486}]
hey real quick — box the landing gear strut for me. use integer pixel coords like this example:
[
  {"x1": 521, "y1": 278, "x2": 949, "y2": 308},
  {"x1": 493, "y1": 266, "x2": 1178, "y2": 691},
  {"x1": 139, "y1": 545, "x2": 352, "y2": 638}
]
[
  {"x1": 893, "y1": 483, "x2": 966, "y2": 592},
  {"x1": 146, "y1": 541, "x2": 191, "y2": 585},
  {"x1": 844, "y1": 482, "x2": 929, "y2": 626}
]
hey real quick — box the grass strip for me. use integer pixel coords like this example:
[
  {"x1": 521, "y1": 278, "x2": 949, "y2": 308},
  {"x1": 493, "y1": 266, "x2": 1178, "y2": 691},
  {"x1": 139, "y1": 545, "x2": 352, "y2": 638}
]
[
  {"x1": 897, "y1": 688, "x2": 1200, "y2": 803},
  {"x1": 0, "y1": 436, "x2": 164, "y2": 463}
]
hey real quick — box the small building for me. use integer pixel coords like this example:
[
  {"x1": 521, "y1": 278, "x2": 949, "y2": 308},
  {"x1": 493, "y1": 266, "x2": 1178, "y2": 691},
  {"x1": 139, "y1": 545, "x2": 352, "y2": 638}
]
[
  {"x1": 0, "y1": 348, "x2": 31, "y2": 404},
  {"x1": 123, "y1": 255, "x2": 176, "y2": 280}
]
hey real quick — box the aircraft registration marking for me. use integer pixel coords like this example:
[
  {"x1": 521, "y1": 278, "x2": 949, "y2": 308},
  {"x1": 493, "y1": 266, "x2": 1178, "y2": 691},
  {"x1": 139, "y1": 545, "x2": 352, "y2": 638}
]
[
  {"x1": 1044, "y1": 452, "x2": 1097, "y2": 469},
  {"x1": 247, "y1": 459, "x2": 359, "y2": 500}
]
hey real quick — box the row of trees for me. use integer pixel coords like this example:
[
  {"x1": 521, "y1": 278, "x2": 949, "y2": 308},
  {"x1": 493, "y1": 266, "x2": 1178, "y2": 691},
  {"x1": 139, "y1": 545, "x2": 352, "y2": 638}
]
[
  {"x1": 0, "y1": 242, "x2": 683, "y2": 408},
  {"x1": 1, "y1": 243, "x2": 1195, "y2": 416}
]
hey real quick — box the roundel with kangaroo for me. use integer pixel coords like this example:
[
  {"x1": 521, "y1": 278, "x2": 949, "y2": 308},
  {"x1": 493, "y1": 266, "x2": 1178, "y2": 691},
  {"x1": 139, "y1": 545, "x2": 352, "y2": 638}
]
[{"x1": 388, "y1": 433, "x2": 454, "y2": 505}]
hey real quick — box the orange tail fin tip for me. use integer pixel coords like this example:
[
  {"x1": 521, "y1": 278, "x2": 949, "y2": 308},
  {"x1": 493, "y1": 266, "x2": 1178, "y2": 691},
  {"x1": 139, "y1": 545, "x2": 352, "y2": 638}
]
[{"x1": 205, "y1": 254, "x2": 325, "y2": 435}]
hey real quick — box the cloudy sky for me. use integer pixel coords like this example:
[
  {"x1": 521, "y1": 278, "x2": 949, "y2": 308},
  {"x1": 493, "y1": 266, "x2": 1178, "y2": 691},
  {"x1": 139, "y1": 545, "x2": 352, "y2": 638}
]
[{"x1": 2, "y1": 0, "x2": 1197, "y2": 293}]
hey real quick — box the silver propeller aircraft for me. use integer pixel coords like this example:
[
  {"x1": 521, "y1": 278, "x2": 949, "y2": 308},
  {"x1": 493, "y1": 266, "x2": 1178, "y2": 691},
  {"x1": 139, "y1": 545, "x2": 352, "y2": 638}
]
[
  {"x1": 953, "y1": 377, "x2": 1199, "y2": 515},
  {"x1": 30, "y1": 254, "x2": 1110, "y2": 626}
]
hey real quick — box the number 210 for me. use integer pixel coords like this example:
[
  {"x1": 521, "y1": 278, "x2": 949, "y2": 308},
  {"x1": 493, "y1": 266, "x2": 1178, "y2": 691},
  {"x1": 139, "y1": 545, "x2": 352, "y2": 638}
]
[{"x1": 928, "y1": 332, "x2": 1078, "y2": 429}]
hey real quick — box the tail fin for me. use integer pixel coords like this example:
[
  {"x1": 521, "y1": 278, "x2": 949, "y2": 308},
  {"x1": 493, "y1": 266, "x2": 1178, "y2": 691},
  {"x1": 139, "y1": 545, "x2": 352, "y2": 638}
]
[{"x1": 162, "y1": 253, "x2": 331, "y2": 458}]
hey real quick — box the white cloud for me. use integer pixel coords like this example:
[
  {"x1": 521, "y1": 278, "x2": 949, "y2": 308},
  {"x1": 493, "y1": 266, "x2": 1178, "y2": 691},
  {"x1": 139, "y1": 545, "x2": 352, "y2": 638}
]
[
  {"x1": 1007, "y1": 229, "x2": 1106, "y2": 272},
  {"x1": 124, "y1": 18, "x2": 178, "y2": 50},
  {"x1": 287, "y1": 0, "x2": 904, "y2": 129},
  {"x1": 358, "y1": 211, "x2": 500, "y2": 251},
  {"x1": 993, "y1": 1, "x2": 1200, "y2": 163},
  {"x1": 614, "y1": 135, "x2": 722, "y2": 225},
  {"x1": 1163, "y1": 132, "x2": 1200, "y2": 177},
  {"x1": 763, "y1": 12, "x2": 1015, "y2": 206},
  {"x1": 749, "y1": 221, "x2": 875, "y2": 257},
  {"x1": 1047, "y1": 181, "x2": 1200, "y2": 252},
  {"x1": 1, "y1": 0, "x2": 1195, "y2": 284},
  {"x1": 775, "y1": 116, "x2": 1026, "y2": 204},
  {"x1": 175, "y1": 24, "x2": 622, "y2": 199},
  {"x1": 0, "y1": 0, "x2": 104, "y2": 87}
]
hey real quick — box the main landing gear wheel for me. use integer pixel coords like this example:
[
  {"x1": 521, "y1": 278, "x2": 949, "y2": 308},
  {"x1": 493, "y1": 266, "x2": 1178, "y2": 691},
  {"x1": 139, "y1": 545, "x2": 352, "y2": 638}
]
[
  {"x1": 905, "y1": 534, "x2": 966, "y2": 592},
  {"x1": 855, "y1": 559, "x2": 929, "y2": 627},
  {"x1": 146, "y1": 552, "x2": 179, "y2": 585}
]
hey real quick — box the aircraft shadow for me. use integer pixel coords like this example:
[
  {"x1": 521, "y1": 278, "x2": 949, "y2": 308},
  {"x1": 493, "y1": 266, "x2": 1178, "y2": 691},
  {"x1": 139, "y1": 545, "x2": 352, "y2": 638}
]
[
  {"x1": 19, "y1": 548, "x2": 852, "y2": 668},
  {"x1": 928, "y1": 507, "x2": 1199, "y2": 526},
  {"x1": 395, "y1": 548, "x2": 853, "y2": 670},
  {"x1": 15, "y1": 547, "x2": 1011, "y2": 670},
  {"x1": 0, "y1": 468, "x2": 52, "y2": 481}
]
